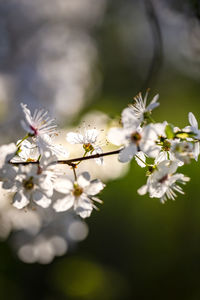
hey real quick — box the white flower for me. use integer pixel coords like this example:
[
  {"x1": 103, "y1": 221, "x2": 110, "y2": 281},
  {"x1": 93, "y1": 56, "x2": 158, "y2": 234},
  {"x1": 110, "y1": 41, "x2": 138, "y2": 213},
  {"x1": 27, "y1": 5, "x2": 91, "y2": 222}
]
[
  {"x1": 21, "y1": 103, "x2": 57, "y2": 137},
  {"x1": 138, "y1": 160, "x2": 190, "y2": 203},
  {"x1": 171, "y1": 141, "x2": 194, "y2": 164},
  {"x1": 37, "y1": 134, "x2": 69, "y2": 158},
  {"x1": 67, "y1": 129, "x2": 103, "y2": 165},
  {"x1": 21, "y1": 103, "x2": 68, "y2": 156},
  {"x1": 108, "y1": 124, "x2": 159, "y2": 163},
  {"x1": 129, "y1": 91, "x2": 159, "y2": 121},
  {"x1": 149, "y1": 122, "x2": 184, "y2": 166},
  {"x1": 11, "y1": 140, "x2": 39, "y2": 163},
  {"x1": 121, "y1": 107, "x2": 141, "y2": 129},
  {"x1": 12, "y1": 161, "x2": 56, "y2": 209},
  {"x1": 53, "y1": 172, "x2": 105, "y2": 218}
]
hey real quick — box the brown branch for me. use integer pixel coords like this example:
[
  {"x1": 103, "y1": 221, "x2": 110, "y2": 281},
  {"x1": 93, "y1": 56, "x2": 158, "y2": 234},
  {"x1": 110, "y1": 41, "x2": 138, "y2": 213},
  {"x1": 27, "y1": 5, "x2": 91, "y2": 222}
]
[{"x1": 10, "y1": 149, "x2": 121, "y2": 166}]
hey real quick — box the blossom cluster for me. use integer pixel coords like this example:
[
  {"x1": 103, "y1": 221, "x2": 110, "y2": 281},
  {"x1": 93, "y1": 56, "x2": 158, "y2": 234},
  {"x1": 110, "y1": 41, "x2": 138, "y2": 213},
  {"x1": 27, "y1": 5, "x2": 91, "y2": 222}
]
[{"x1": 0, "y1": 91, "x2": 199, "y2": 262}]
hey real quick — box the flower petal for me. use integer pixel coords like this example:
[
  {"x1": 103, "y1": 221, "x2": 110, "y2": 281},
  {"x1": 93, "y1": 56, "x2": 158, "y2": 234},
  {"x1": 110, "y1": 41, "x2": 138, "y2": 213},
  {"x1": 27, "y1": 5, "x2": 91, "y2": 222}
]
[
  {"x1": 146, "y1": 94, "x2": 159, "y2": 111},
  {"x1": 77, "y1": 172, "x2": 90, "y2": 188},
  {"x1": 66, "y1": 132, "x2": 84, "y2": 144},
  {"x1": 33, "y1": 190, "x2": 51, "y2": 208},
  {"x1": 75, "y1": 195, "x2": 93, "y2": 218},
  {"x1": 194, "y1": 142, "x2": 200, "y2": 161},
  {"x1": 93, "y1": 146, "x2": 103, "y2": 165},
  {"x1": 107, "y1": 127, "x2": 126, "y2": 146},
  {"x1": 119, "y1": 144, "x2": 137, "y2": 163},
  {"x1": 188, "y1": 112, "x2": 198, "y2": 129},
  {"x1": 13, "y1": 190, "x2": 29, "y2": 209},
  {"x1": 85, "y1": 179, "x2": 105, "y2": 195},
  {"x1": 121, "y1": 107, "x2": 140, "y2": 128},
  {"x1": 137, "y1": 184, "x2": 148, "y2": 195},
  {"x1": 54, "y1": 178, "x2": 73, "y2": 194},
  {"x1": 135, "y1": 151, "x2": 146, "y2": 168},
  {"x1": 84, "y1": 129, "x2": 98, "y2": 144},
  {"x1": 53, "y1": 194, "x2": 74, "y2": 212}
]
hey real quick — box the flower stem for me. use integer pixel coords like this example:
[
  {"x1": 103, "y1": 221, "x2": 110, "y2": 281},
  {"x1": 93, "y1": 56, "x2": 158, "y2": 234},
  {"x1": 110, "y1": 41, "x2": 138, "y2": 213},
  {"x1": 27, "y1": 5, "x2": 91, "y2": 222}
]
[
  {"x1": 76, "y1": 150, "x2": 87, "y2": 166},
  {"x1": 16, "y1": 134, "x2": 29, "y2": 147},
  {"x1": 71, "y1": 164, "x2": 77, "y2": 181},
  {"x1": 135, "y1": 154, "x2": 148, "y2": 166}
]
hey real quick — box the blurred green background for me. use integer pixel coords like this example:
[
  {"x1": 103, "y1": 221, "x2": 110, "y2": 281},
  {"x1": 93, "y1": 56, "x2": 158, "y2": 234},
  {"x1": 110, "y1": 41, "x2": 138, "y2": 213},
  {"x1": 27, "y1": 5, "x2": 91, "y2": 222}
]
[{"x1": 1, "y1": 0, "x2": 200, "y2": 299}]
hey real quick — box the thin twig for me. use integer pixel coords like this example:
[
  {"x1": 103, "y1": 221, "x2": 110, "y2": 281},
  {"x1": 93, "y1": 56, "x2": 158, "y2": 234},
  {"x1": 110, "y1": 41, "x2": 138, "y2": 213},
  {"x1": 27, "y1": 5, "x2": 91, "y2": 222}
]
[{"x1": 10, "y1": 149, "x2": 121, "y2": 166}]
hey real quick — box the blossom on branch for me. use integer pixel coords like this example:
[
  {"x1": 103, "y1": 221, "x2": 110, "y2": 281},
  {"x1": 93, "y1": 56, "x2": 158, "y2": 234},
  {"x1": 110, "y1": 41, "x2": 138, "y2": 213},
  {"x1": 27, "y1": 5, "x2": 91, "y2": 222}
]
[
  {"x1": 129, "y1": 91, "x2": 159, "y2": 122},
  {"x1": 53, "y1": 172, "x2": 105, "y2": 218},
  {"x1": 67, "y1": 128, "x2": 103, "y2": 165},
  {"x1": 138, "y1": 160, "x2": 190, "y2": 203}
]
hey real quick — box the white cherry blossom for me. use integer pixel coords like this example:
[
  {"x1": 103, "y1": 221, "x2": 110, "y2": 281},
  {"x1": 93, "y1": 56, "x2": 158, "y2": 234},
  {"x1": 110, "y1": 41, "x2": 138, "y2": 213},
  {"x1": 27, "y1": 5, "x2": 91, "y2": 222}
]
[
  {"x1": 53, "y1": 172, "x2": 105, "y2": 218},
  {"x1": 171, "y1": 141, "x2": 195, "y2": 164},
  {"x1": 12, "y1": 140, "x2": 39, "y2": 163},
  {"x1": 67, "y1": 129, "x2": 103, "y2": 165},
  {"x1": 21, "y1": 103, "x2": 57, "y2": 137},
  {"x1": 109, "y1": 124, "x2": 159, "y2": 163},
  {"x1": 138, "y1": 160, "x2": 190, "y2": 203},
  {"x1": 129, "y1": 91, "x2": 159, "y2": 122},
  {"x1": 20, "y1": 103, "x2": 69, "y2": 156},
  {"x1": 12, "y1": 155, "x2": 57, "y2": 209}
]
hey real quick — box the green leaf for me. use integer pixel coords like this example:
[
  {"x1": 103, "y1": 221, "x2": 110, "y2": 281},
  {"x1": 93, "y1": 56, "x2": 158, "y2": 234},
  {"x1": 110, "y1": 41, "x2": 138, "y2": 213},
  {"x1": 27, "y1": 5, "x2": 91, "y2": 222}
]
[
  {"x1": 165, "y1": 124, "x2": 174, "y2": 139},
  {"x1": 175, "y1": 131, "x2": 195, "y2": 139}
]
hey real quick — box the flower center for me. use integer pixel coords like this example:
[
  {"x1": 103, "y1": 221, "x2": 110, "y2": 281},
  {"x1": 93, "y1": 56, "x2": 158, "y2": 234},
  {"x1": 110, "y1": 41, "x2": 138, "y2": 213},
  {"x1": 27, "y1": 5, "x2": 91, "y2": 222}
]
[
  {"x1": 23, "y1": 176, "x2": 34, "y2": 190},
  {"x1": 162, "y1": 140, "x2": 171, "y2": 152},
  {"x1": 131, "y1": 132, "x2": 142, "y2": 145},
  {"x1": 30, "y1": 125, "x2": 38, "y2": 136},
  {"x1": 158, "y1": 174, "x2": 169, "y2": 184},
  {"x1": 83, "y1": 143, "x2": 94, "y2": 152},
  {"x1": 73, "y1": 184, "x2": 83, "y2": 197}
]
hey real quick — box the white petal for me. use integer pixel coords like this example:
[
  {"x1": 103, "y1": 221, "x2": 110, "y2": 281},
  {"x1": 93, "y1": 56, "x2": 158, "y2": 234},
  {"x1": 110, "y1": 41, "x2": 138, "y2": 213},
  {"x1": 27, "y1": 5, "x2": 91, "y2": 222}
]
[
  {"x1": 135, "y1": 151, "x2": 146, "y2": 168},
  {"x1": 119, "y1": 144, "x2": 137, "y2": 163},
  {"x1": 54, "y1": 178, "x2": 73, "y2": 194},
  {"x1": 188, "y1": 112, "x2": 198, "y2": 129},
  {"x1": 53, "y1": 194, "x2": 74, "y2": 212},
  {"x1": 122, "y1": 107, "x2": 141, "y2": 128},
  {"x1": 13, "y1": 191, "x2": 29, "y2": 209},
  {"x1": 137, "y1": 185, "x2": 148, "y2": 195},
  {"x1": 107, "y1": 127, "x2": 126, "y2": 146},
  {"x1": 66, "y1": 132, "x2": 84, "y2": 144},
  {"x1": 146, "y1": 94, "x2": 159, "y2": 111},
  {"x1": 77, "y1": 172, "x2": 90, "y2": 188},
  {"x1": 39, "y1": 177, "x2": 54, "y2": 197},
  {"x1": 142, "y1": 124, "x2": 158, "y2": 141},
  {"x1": 84, "y1": 129, "x2": 98, "y2": 144},
  {"x1": 21, "y1": 103, "x2": 32, "y2": 125},
  {"x1": 78, "y1": 208, "x2": 93, "y2": 219},
  {"x1": 33, "y1": 190, "x2": 51, "y2": 208},
  {"x1": 85, "y1": 179, "x2": 105, "y2": 195},
  {"x1": 93, "y1": 146, "x2": 103, "y2": 165},
  {"x1": 49, "y1": 144, "x2": 69, "y2": 158},
  {"x1": 75, "y1": 196, "x2": 93, "y2": 218},
  {"x1": 146, "y1": 102, "x2": 159, "y2": 111},
  {"x1": 194, "y1": 142, "x2": 200, "y2": 161},
  {"x1": 20, "y1": 120, "x2": 32, "y2": 134}
]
